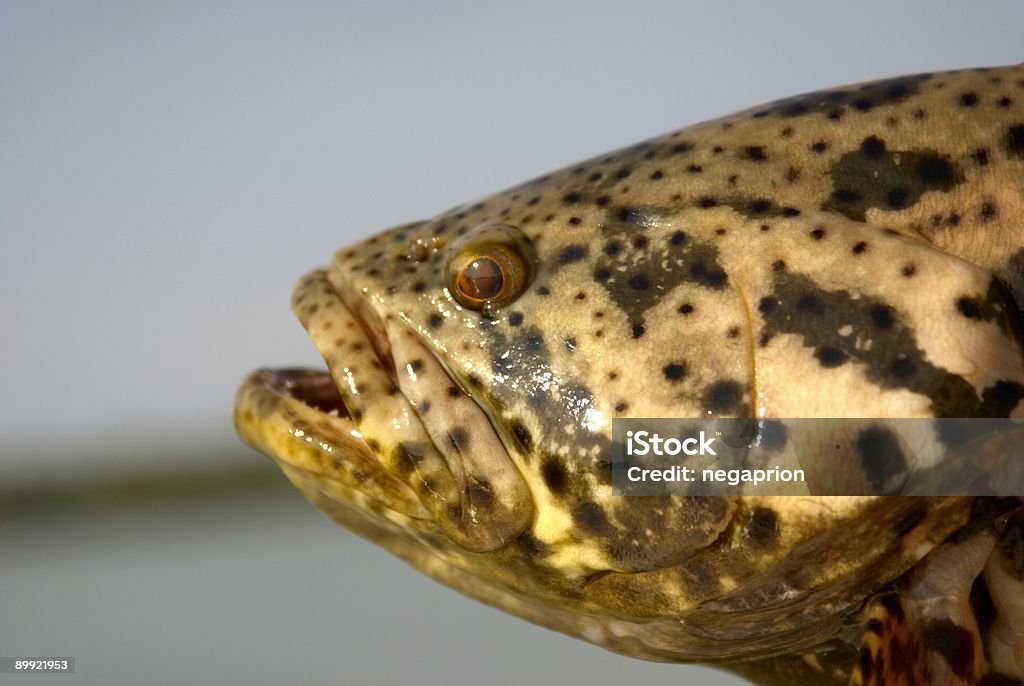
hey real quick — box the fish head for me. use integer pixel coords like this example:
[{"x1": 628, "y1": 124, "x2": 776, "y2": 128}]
[{"x1": 233, "y1": 180, "x2": 764, "y2": 658}]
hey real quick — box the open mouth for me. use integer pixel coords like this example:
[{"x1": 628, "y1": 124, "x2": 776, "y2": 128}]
[
  {"x1": 259, "y1": 368, "x2": 350, "y2": 417},
  {"x1": 236, "y1": 268, "x2": 535, "y2": 552},
  {"x1": 233, "y1": 269, "x2": 439, "y2": 526}
]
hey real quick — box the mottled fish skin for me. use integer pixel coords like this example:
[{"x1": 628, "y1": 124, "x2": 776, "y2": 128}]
[{"x1": 236, "y1": 64, "x2": 1024, "y2": 685}]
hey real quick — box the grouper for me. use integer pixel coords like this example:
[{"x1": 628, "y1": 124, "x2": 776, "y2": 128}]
[{"x1": 235, "y1": 64, "x2": 1024, "y2": 684}]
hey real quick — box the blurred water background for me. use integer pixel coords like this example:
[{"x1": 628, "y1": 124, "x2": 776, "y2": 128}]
[{"x1": 3, "y1": 2, "x2": 1022, "y2": 684}]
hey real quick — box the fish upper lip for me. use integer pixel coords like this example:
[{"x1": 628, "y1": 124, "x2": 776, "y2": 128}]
[{"x1": 329, "y1": 275, "x2": 396, "y2": 387}]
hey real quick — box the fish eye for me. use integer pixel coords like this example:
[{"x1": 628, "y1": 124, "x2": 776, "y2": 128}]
[{"x1": 446, "y1": 225, "x2": 535, "y2": 311}]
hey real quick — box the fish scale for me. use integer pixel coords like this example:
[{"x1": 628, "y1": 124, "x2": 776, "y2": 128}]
[{"x1": 236, "y1": 63, "x2": 1024, "y2": 685}]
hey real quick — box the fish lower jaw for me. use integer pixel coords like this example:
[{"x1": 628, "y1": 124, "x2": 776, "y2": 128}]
[{"x1": 233, "y1": 367, "x2": 431, "y2": 522}]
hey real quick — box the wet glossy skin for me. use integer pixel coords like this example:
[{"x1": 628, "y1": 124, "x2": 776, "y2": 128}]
[{"x1": 236, "y1": 65, "x2": 1024, "y2": 684}]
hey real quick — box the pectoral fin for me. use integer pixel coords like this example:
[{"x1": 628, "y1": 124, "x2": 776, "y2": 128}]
[{"x1": 851, "y1": 522, "x2": 994, "y2": 685}]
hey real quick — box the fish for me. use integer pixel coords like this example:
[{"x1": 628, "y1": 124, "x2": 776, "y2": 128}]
[{"x1": 235, "y1": 64, "x2": 1024, "y2": 685}]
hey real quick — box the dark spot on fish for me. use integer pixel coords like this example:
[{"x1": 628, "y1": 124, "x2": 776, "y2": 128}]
[
  {"x1": 957, "y1": 296, "x2": 983, "y2": 319},
  {"x1": 759, "y1": 420, "x2": 788, "y2": 451},
  {"x1": 1007, "y1": 124, "x2": 1024, "y2": 157},
  {"x1": 391, "y1": 443, "x2": 423, "y2": 476},
  {"x1": 923, "y1": 618, "x2": 975, "y2": 679},
  {"x1": 629, "y1": 274, "x2": 650, "y2": 290},
  {"x1": 744, "y1": 146, "x2": 767, "y2": 161},
  {"x1": 980, "y1": 201, "x2": 998, "y2": 222},
  {"x1": 888, "y1": 354, "x2": 916, "y2": 380},
  {"x1": 855, "y1": 426, "x2": 907, "y2": 493},
  {"x1": 704, "y1": 380, "x2": 744, "y2": 414},
  {"x1": 887, "y1": 187, "x2": 910, "y2": 209},
  {"x1": 824, "y1": 139, "x2": 964, "y2": 221},
  {"x1": 663, "y1": 363, "x2": 686, "y2": 381},
  {"x1": 541, "y1": 458, "x2": 569, "y2": 495},
  {"x1": 815, "y1": 346, "x2": 849, "y2": 368},
  {"x1": 870, "y1": 304, "x2": 895, "y2": 329},
  {"x1": 862, "y1": 136, "x2": 887, "y2": 159},
  {"x1": 466, "y1": 477, "x2": 495, "y2": 506},
  {"x1": 448, "y1": 428, "x2": 469, "y2": 451},
  {"x1": 980, "y1": 381, "x2": 1024, "y2": 416},
  {"x1": 518, "y1": 533, "x2": 548, "y2": 557},
  {"x1": 573, "y1": 502, "x2": 612, "y2": 533},
  {"x1": 558, "y1": 245, "x2": 589, "y2": 264},
  {"x1": 959, "y1": 91, "x2": 980, "y2": 107},
  {"x1": 688, "y1": 260, "x2": 729, "y2": 288},
  {"x1": 796, "y1": 293, "x2": 825, "y2": 315},
  {"x1": 746, "y1": 507, "x2": 780, "y2": 546},
  {"x1": 917, "y1": 156, "x2": 956, "y2": 185}
]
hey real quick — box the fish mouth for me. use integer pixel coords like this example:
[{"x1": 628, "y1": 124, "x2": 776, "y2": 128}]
[
  {"x1": 261, "y1": 367, "x2": 350, "y2": 417},
  {"x1": 234, "y1": 269, "x2": 533, "y2": 553},
  {"x1": 233, "y1": 363, "x2": 431, "y2": 525}
]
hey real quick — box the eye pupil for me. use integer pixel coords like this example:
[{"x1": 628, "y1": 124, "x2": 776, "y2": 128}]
[
  {"x1": 446, "y1": 224, "x2": 534, "y2": 311},
  {"x1": 458, "y1": 257, "x2": 504, "y2": 300}
]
